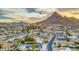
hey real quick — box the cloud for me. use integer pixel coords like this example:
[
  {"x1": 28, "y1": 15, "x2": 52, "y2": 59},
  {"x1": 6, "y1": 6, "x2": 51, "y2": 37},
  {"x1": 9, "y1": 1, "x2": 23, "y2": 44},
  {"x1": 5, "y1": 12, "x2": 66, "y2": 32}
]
[
  {"x1": 58, "y1": 8, "x2": 79, "y2": 19},
  {"x1": 28, "y1": 17, "x2": 43, "y2": 20},
  {"x1": 0, "y1": 8, "x2": 56, "y2": 23},
  {"x1": 0, "y1": 15, "x2": 14, "y2": 19},
  {"x1": 26, "y1": 8, "x2": 37, "y2": 13},
  {"x1": 0, "y1": 9, "x2": 14, "y2": 19},
  {"x1": 72, "y1": 12, "x2": 79, "y2": 15}
]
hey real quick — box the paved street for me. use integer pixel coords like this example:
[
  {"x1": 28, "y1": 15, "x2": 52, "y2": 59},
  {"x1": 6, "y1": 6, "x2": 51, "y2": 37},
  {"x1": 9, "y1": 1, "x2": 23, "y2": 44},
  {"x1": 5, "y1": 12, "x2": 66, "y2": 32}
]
[{"x1": 47, "y1": 33, "x2": 57, "y2": 51}]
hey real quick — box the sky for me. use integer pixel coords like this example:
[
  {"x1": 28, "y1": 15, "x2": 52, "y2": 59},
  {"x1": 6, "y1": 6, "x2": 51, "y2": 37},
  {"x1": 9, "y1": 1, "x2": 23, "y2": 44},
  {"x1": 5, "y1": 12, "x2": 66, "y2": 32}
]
[
  {"x1": 0, "y1": 8, "x2": 56, "y2": 23},
  {"x1": 58, "y1": 8, "x2": 79, "y2": 19},
  {"x1": 0, "y1": 8, "x2": 79, "y2": 23}
]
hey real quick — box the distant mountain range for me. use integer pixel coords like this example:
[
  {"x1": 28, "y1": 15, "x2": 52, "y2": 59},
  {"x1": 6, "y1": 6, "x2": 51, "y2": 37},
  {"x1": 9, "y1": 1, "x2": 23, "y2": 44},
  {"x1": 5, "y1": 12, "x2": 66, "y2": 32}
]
[
  {"x1": 0, "y1": 12, "x2": 79, "y2": 28},
  {"x1": 0, "y1": 21, "x2": 29, "y2": 26},
  {"x1": 36, "y1": 12, "x2": 79, "y2": 28}
]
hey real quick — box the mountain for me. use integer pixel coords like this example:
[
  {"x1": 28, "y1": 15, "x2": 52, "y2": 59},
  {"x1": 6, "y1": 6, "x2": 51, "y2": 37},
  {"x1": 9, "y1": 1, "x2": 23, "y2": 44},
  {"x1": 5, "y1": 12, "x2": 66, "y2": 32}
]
[
  {"x1": 0, "y1": 21, "x2": 29, "y2": 26},
  {"x1": 17, "y1": 21, "x2": 29, "y2": 26},
  {"x1": 36, "y1": 12, "x2": 79, "y2": 28},
  {"x1": 36, "y1": 12, "x2": 63, "y2": 25}
]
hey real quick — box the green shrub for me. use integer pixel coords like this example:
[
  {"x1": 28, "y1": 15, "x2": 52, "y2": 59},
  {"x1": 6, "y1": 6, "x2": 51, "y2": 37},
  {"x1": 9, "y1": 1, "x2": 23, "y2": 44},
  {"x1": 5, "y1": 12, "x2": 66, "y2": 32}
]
[
  {"x1": 43, "y1": 40, "x2": 48, "y2": 44},
  {"x1": 64, "y1": 38, "x2": 71, "y2": 42},
  {"x1": 25, "y1": 36, "x2": 35, "y2": 42},
  {"x1": 31, "y1": 44, "x2": 37, "y2": 49}
]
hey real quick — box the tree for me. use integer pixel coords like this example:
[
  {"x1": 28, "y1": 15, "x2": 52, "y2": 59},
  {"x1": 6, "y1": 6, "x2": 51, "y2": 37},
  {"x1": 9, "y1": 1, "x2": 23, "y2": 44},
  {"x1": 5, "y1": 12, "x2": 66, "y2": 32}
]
[
  {"x1": 21, "y1": 40, "x2": 25, "y2": 44},
  {"x1": 65, "y1": 37, "x2": 71, "y2": 42},
  {"x1": 31, "y1": 44, "x2": 37, "y2": 49},
  {"x1": 62, "y1": 27, "x2": 65, "y2": 33},
  {"x1": 37, "y1": 32, "x2": 40, "y2": 35},
  {"x1": 15, "y1": 38, "x2": 23, "y2": 43},
  {"x1": 15, "y1": 48, "x2": 21, "y2": 51},
  {"x1": 12, "y1": 44, "x2": 18, "y2": 49},
  {"x1": 25, "y1": 36, "x2": 35, "y2": 43},
  {"x1": 66, "y1": 31, "x2": 71, "y2": 36},
  {"x1": 21, "y1": 27, "x2": 26, "y2": 32},
  {"x1": 57, "y1": 42, "x2": 61, "y2": 47},
  {"x1": 43, "y1": 40, "x2": 48, "y2": 44},
  {"x1": 0, "y1": 44, "x2": 2, "y2": 49}
]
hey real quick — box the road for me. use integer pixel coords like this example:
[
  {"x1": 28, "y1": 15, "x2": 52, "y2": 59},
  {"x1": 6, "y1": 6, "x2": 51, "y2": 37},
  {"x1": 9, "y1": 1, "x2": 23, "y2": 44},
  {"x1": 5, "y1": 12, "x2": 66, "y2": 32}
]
[
  {"x1": 5, "y1": 33, "x2": 27, "y2": 41},
  {"x1": 47, "y1": 33, "x2": 57, "y2": 51}
]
